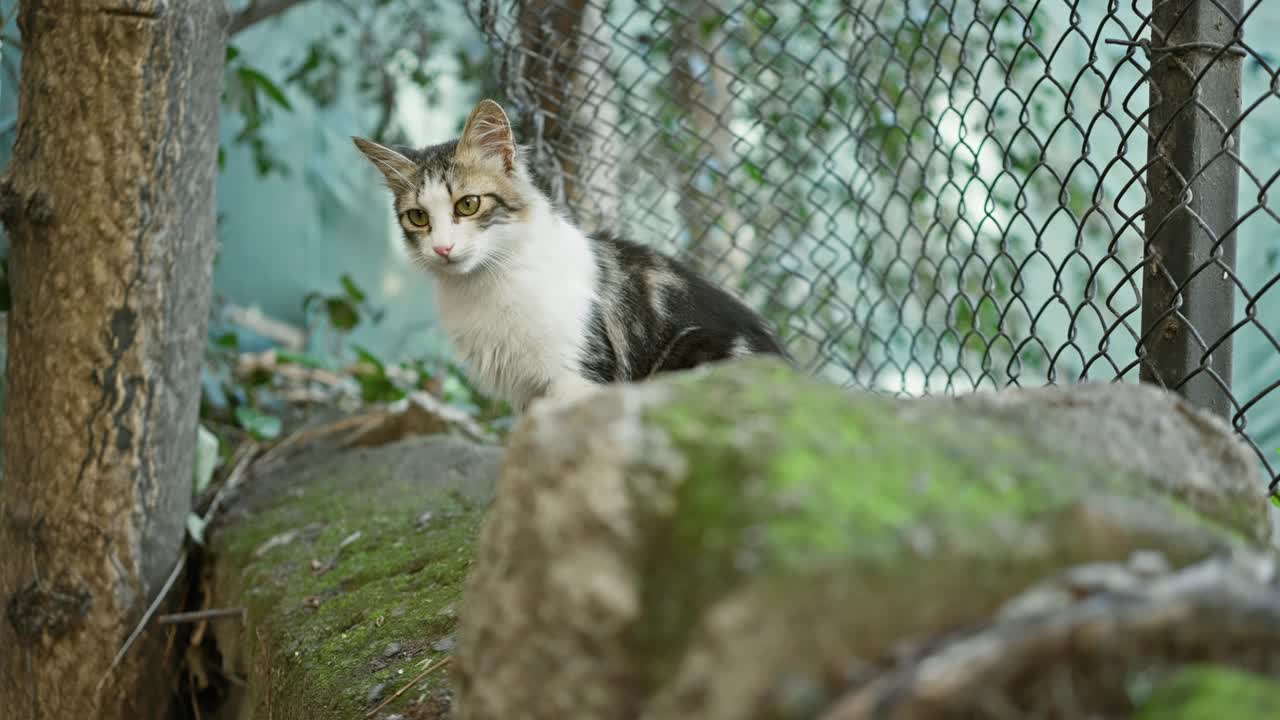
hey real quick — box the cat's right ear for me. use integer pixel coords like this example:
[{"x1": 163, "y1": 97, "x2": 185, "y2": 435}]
[
  {"x1": 353, "y1": 137, "x2": 417, "y2": 194},
  {"x1": 457, "y1": 99, "x2": 516, "y2": 174}
]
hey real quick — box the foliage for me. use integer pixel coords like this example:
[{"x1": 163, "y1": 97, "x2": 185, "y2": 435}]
[
  {"x1": 200, "y1": 272, "x2": 511, "y2": 452},
  {"x1": 222, "y1": 0, "x2": 498, "y2": 177},
  {"x1": 222, "y1": 44, "x2": 294, "y2": 177},
  {"x1": 303, "y1": 272, "x2": 384, "y2": 336}
]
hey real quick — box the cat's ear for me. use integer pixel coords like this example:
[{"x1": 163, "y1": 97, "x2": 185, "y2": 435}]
[
  {"x1": 352, "y1": 137, "x2": 417, "y2": 194},
  {"x1": 458, "y1": 99, "x2": 516, "y2": 173}
]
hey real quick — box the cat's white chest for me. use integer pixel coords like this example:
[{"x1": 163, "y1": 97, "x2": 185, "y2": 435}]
[
  {"x1": 436, "y1": 288, "x2": 546, "y2": 407},
  {"x1": 433, "y1": 238, "x2": 597, "y2": 410}
]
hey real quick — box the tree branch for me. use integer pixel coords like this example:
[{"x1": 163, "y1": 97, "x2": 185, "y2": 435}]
[{"x1": 229, "y1": 0, "x2": 313, "y2": 36}]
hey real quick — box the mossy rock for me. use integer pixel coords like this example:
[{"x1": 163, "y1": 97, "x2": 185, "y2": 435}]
[
  {"x1": 452, "y1": 357, "x2": 1271, "y2": 720},
  {"x1": 1135, "y1": 665, "x2": 1280, "y2": 720},
  {"x1": 208, "y1": 434, "x2": 503, "y2": 720}
]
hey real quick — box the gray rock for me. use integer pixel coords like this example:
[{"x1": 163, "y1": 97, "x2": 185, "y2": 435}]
[
  {"x1": 451, "y1": 358, "x2": 1273, "y2": 720},
  {"x1": 430, "y1": 634, "x2": 456, "y2": 653}
]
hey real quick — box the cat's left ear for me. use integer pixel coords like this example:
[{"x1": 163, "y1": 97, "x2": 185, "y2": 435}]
[{"x1": 458, "y1": 99, "x2": 516, "y2": 174}]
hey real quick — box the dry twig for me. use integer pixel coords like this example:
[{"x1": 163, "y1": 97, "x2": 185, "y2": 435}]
[{"x1": 365, "y1": 655, "x2": 451, "y2": 718}]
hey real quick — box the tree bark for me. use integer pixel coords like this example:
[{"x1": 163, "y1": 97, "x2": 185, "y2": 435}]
[
  {"x1": 0, "y1": 1, "x2": 226, "y2": 717},
  {"x1": 668, "y1": 0, "x2": 753, "y2": 285},
  {"x1": 515, "y1": 0, "x2": 620, "y2": 234}
]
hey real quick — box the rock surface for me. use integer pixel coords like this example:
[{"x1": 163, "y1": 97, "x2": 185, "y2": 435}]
[
  {"x1": 451, "y1": 357, "x2": 1277, "y2": 720},
  {"x1": 208, "y1": 433, "x2": 503, "y2": 720}
]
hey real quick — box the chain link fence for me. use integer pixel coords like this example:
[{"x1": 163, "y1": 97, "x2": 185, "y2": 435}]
[{"x1": 466, "y1": 0, "x2": 1280, "y2": 496}]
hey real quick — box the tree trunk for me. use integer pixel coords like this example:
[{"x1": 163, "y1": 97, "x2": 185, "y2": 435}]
[
  {"x1": 0, "y1": 2, "x2": 226, "y2": 717},
  {"x1": 668, "y1": 0, "x2": 753, "y2": 285},
  {"x1": 515, "y1": 0, "x2": 620, "y2": 234}
]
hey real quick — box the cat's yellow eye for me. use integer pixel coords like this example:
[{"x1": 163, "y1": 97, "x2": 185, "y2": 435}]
[
  {"x1": 403, "y1": 208, "x2": 429, "y2": 228},
  {"x1": 455, "y1": 195, "x2": 481, "y2": 217}
]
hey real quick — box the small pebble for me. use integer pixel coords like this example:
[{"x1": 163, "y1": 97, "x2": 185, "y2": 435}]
[
  {"x1": 1064, "y1": 563, "x2": 1141, "y2": 595},
  {"x1": 366, "y1": 682, "x2": 386, "y2": 704},
  {"x1": 383, "y1": 642, "x2": 402, "y2": 658},
  {"x1": 431, "y1": 634, "x2": 456, "y2": 653},
  {"x1": 1128, "y1": 550, "x2": 1171, "y2": 577}
]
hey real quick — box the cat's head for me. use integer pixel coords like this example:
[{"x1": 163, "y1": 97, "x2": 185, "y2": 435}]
[{"x1": 353, "y1": 99, "x2": 538, "y2": 277}]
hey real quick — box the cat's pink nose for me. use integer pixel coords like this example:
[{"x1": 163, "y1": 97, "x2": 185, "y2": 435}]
[{"x1": 432, "y1": 244, "x2": 452, "y2": 258}]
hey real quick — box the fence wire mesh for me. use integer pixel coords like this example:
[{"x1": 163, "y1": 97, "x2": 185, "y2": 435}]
[{"x1": 466, "y1": 0, "x2": 1280, "y2": 495}]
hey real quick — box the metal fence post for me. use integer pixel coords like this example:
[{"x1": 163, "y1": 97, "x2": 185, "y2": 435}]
[{"x1": 1140, "y1": 0, "x2": 1244, "y2": 420}]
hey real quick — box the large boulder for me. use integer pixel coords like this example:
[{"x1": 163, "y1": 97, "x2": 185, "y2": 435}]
[{"x1": 451, "y1": 357, "x2": 1277, "y2": 720}]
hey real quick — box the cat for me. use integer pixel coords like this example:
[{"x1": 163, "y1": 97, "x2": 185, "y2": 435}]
[{"x1": 353, "y1": 98, "x2": 787, "y2": 414}]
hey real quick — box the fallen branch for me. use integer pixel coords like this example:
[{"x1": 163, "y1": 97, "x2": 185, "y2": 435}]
[
  {"x1": 157, "y1": 607, "x2": 247, "y2": 625},
  {"x1": 94, "y1": 554, "x2": 187, "y2": 698},
  {"x1": 229, "y1": 0, "x2": 313, "y2": 37},
  {"x1": 820, "y1": 554, "x2": 1280, "y2": 719},
  {"x1": 251, "y1": 412, "x2": 385, "y2": 470},
  {"x1": 365, "y1": 655, "x2": 451, "y2": 718}
]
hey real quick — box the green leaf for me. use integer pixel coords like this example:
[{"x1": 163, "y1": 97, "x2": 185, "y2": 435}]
[
  {"x1": 441, "y1": 372, "x2": 474, "y2": 406},
  {"x1": 340, "y1": 273, "x2": 366, "y2": 303},
  {"x1": 226, "y1": 45, "x2": 240, "y2": 63},
  {"x1": 700, "y1": 14, "x2": 727, "y2": 40},
  {"x1": 357, "y1": 374, "x2": 406, "y2": 404},
  {"x1": 275, "y1": 350, "x2": 329, "y2": 369},
  {"x1": 1272, "y1": 452, "x2": 1280, "y2": 508},
  {"x1": 214, "y1": 332, "x2": 239, "y2": 350},
  {"x1": 352, "y1": 344, "x2": 385, "y2": 372},
  {"x1": 237, "y1": 66, "x2": 293, "y2": 111},
  {"x1": 234, "y1": 406, "x2": 282, "y2": 441},
  {"x1": 325, "y1": 298, "x2": 360, "y2": 330}
]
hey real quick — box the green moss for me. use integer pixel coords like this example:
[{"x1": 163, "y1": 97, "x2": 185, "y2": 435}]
[
  {"x1": 211, "y1": 438, "x2": 498, "y2": 719},
  {"x1": 1135, "y1": 665, "x2": 1280, "y2": 719},
  {"x1": 630, "y1": 359, "x2": 1243, "y2": 689}
]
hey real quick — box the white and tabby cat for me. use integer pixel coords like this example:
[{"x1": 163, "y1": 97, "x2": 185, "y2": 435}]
[{"x1": 354, "y1": 99, "x2": 786, "y2": 413}]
